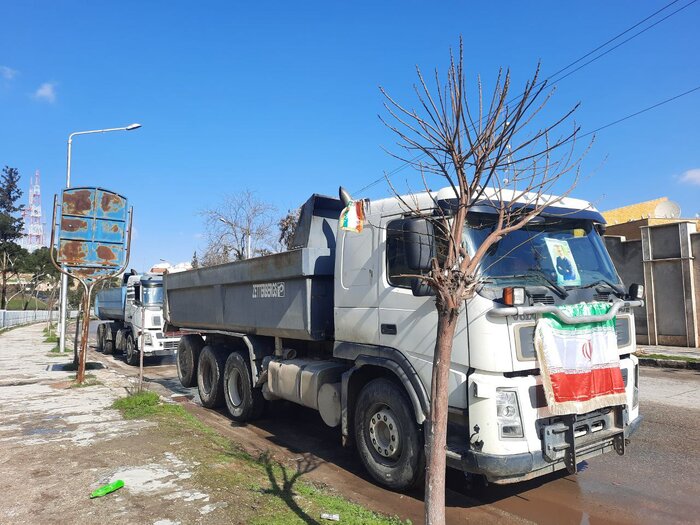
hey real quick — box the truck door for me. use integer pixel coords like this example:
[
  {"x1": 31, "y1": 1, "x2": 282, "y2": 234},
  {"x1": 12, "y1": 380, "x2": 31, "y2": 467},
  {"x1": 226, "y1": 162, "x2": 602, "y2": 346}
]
[
  {"x1": 334, "y1": 225, "x2": 379, "y2": 345},
  {"x1": 377, "y1": 218, "x2": 470, "y2": 409}
]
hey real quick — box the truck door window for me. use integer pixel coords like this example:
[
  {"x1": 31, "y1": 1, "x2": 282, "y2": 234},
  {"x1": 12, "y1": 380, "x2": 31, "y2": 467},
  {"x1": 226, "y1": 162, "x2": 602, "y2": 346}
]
[{"x1": 386, "y1": 220, "x2": 413, "y2": 288}]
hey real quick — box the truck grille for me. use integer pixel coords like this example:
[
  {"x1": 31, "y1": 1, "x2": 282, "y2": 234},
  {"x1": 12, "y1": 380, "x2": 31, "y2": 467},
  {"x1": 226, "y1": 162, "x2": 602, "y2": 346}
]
[
  {"x1": 530, "y1": 294, "x2": 554, "y2": 305},
  {"x1": 163, "y1": 341, "x2": 178, "y2": 350}
]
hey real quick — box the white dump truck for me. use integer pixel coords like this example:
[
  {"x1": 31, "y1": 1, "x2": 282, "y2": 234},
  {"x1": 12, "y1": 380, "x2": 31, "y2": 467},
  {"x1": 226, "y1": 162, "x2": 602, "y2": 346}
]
[
  {"x1": 95, "y1": 272, "x2": 181, "y2": 365},
  {"x1": 163, "y1": 188, "x2": 643, "y2": 490}
]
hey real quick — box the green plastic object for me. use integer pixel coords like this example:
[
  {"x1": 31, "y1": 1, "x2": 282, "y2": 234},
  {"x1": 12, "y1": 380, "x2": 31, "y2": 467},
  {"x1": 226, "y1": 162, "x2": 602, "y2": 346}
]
[{"x1": 90, "y1": 479, "x2": 124, "y2": 498}]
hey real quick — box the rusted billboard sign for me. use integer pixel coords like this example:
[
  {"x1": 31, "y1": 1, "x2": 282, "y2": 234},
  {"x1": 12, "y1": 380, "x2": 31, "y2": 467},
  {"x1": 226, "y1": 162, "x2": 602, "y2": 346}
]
[
  {"x1": 55, "y1": 187, "x2": 131, "y2": 280},
  {"x1": 50, "y1": 186, "x2": 133, "y2": 384}
]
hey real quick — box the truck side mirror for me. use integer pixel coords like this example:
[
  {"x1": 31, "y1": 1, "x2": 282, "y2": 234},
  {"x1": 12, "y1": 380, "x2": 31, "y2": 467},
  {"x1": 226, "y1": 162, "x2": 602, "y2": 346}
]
[
  {"x1": 411, "y1": 278, "x2": 435, "y2": 297},
  {"x1": 403, "y1": 219, "x2": 434, "y2": 271}
]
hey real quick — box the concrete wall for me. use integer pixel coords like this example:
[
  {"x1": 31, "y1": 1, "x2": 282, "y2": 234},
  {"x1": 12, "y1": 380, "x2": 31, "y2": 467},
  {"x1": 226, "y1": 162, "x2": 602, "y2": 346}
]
[
  {"x1": 605, "y1": 236, "x2": 648, "y2": 340},
  {"x1": 692, "y1": 232, "x2": 700, "y2": 347},
  {"x1": 606, "y1": 223, "x2": 699, "y2": 348}
]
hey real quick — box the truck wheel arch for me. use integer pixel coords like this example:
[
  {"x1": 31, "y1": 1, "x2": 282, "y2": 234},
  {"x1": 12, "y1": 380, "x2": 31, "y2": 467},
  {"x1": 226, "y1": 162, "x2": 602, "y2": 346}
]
[
  {"x1": 341, "y1": 355, "x2": 429, "y2": 445},
  {"x1": 204, "y1": 332, "x2": 274, "y2": 386}
]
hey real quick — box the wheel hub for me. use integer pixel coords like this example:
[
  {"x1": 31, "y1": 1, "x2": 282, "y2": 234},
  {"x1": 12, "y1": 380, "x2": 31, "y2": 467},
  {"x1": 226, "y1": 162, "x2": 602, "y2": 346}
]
[
  {"x1": 227, "y1": 369, "x2": 243, "y2": 407},
  {"x1": 369, "y1": 408, "x2": 400, "y2": 459}
]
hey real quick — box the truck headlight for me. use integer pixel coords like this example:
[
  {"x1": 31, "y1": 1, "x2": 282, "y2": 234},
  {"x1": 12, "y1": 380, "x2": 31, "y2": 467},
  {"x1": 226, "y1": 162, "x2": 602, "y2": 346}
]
[
  {"x1": 143, "y1": 333, "x2": 152, "y2": 345},
  {"x1": 496, "y1": 388, "x2": 524, "y2": 438}
]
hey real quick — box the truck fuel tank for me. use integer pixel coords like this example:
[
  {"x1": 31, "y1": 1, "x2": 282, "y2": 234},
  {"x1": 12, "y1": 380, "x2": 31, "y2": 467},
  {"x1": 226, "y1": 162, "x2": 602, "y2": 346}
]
[{"x1": 266, "y1": 359, "x2": 347, "y2": 425}]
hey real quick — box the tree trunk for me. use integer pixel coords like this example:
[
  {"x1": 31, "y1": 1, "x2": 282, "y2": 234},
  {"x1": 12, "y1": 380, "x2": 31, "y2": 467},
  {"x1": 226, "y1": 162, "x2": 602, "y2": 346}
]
[
  {"x1": 1, "y1": 252, "x2": 7, "y2": 310},
  {"x1": 424, "y1": 307, "x2": 460, "y2": 525}
]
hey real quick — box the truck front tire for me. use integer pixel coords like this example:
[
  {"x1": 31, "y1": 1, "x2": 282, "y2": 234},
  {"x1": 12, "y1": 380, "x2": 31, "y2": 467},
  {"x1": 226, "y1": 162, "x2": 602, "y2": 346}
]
[
  {"x1": 197, "y1": 345, "x2": 227, "y2": 408},
  {"x1": 223, "y1": 352, "x2": 265, "y2": 422},
  {"x1": 125, "y1": 334, "x2": 139, "y2": 366},
  {"x1": 354, "y1": 378, "x2": 424, "y2": 491},
  {"x1": 177, "y1": 335, "x2": 204, "y2": 388}
]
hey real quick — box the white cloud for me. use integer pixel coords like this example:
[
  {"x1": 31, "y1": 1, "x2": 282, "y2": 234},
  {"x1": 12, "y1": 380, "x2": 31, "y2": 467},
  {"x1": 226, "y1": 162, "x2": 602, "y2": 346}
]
[
  {"x1": 33, "y1": 82, "x2": 57, "y2": 103},
  {"x1": 0, "y1": 66, "x2": 18, "y2": 80},
  {"x1": 679, "y1": 168, "x2": 700, "y2": 186}
]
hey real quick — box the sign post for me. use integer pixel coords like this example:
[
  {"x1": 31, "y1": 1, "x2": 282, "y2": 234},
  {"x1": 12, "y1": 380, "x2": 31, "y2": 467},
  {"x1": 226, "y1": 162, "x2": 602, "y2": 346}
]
[{"x1": 50, "y1": 187, "x2": 132, "y2": 384}]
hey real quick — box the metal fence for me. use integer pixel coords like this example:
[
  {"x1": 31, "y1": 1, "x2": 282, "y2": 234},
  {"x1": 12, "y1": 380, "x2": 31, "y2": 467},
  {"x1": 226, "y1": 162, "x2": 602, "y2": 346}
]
[{"x1": 0, "y1": 310, "x2": 79, "y2": 329}]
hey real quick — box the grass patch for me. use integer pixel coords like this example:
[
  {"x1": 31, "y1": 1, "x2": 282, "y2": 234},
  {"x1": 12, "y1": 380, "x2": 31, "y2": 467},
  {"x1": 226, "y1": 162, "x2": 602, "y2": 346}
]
[
  {"x1": 111, "y1": 390, "x2": 409, "y2": 525},
  {"x1": 6, "y1": 297, "x2": 48, "y2": 310},
  {"x1": 44, "y1": 334, "x2": 59, "y2": 343},
  {"x1": 69, "y1": 373, "x2": 101, "y2": 388},
  {"x1": 113, "y1": 390, "x2": 165, "y2": 418},
  {"x1": 639, "y1": 353, "x2": 700, "y2": 363}
]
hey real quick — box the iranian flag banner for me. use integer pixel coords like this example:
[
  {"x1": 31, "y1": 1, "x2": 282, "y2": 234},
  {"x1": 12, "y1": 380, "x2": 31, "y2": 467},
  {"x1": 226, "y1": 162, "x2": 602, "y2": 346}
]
[
  {"x1": 534, "y1": 302, "x2": 627, "y2": 416},
  {"x1": 340, "y1": 200, "x2": 366, "y2": 233}
]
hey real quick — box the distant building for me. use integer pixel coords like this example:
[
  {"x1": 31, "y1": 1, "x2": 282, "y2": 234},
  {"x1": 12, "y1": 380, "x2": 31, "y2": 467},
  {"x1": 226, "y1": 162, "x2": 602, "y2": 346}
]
[
  {"x1": 602, "y1": 197, "x2": 700, "y2": 241},
  {"x1": 149, "y1": 262, "x2": 192, "y2": 274},
  {"x1": 19, "y1": 170, "x2": 46, "y2": 253}
]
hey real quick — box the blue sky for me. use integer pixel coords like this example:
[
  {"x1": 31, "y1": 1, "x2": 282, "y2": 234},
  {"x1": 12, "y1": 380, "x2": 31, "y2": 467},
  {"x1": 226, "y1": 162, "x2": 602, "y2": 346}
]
[{"x1": 1, "y1": 1, "x2": 698, "y2": 270}]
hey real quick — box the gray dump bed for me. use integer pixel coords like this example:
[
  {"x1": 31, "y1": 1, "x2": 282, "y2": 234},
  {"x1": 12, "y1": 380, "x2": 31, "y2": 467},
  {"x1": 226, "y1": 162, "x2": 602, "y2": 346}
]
[
  {"x1": 164, "y1": 194, "x2": 343, "y2": 341},
  {"x1": 95, "y1": 287, "x2": 125, "y2": 321}
]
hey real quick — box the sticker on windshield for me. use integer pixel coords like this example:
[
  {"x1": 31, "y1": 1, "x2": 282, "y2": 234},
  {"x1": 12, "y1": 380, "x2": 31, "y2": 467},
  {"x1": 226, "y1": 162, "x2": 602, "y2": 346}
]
[{"x1": 544, "y1": 238, "x2": 581, "y2": 286}]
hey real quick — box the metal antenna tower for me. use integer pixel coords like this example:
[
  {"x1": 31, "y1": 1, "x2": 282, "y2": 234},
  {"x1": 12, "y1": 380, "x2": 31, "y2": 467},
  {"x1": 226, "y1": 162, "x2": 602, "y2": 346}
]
[{"x1": 20, "y1": 169, "x2": 46, "y2": 252}]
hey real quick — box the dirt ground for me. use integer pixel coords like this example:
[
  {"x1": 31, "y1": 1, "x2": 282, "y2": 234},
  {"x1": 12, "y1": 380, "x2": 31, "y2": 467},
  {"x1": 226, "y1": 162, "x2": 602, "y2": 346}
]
[
  {"x1": 0, "y1": 324, "x2": 230, "y2": 524},
  {"x1": 0, "y1": 324, "x2": 410, "y2": 525}
]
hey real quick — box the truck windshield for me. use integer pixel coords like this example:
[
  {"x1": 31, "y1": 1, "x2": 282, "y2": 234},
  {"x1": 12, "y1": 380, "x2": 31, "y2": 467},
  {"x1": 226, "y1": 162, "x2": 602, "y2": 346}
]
[
  {"x1": 142, "y1": 285, "x2": 163, "y2": 305},
  {"x1": 464, "y1": 214, "x2": 620, "y2": 289}
]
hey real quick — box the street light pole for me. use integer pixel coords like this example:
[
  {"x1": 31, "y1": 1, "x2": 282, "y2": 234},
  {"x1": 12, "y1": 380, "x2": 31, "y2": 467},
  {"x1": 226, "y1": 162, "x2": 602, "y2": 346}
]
[{"x1": 57, "y1": 123, "x2": 142, "y2": 354}]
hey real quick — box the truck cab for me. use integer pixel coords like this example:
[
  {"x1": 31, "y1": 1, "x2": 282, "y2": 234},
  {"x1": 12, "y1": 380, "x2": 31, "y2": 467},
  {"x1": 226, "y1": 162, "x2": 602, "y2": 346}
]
[{"x1": 334, "y1": 188, "x2": 642, "y2": 483}]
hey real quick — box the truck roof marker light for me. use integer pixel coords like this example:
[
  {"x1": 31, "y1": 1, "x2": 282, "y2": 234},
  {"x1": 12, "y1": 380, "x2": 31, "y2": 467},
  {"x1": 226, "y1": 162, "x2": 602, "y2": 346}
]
[{"x1": 503, "y1": 287, "x2": 526, "y2": 306}]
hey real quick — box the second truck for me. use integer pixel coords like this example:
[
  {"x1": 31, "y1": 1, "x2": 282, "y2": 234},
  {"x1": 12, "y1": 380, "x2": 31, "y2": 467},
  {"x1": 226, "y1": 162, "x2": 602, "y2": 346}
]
[
  {"x1": 95, "y1": 271, "x2": 181, "y2": 365},
  {"x1": 163, "y1": 187, "x2": 644, "y2": 490}
]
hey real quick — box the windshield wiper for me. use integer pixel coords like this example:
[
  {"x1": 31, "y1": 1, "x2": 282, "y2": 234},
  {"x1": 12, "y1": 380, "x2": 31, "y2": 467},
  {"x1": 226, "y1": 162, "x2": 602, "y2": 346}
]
[
  {"x1": 488, "y1": 271, "x2": 568, "y2": 298},
  {"x1": 581, "y1": 279, "x2": 624, "y2": 294},
  {"x1": 522, "y1": 271, "x2": 569, "y2": 298}
]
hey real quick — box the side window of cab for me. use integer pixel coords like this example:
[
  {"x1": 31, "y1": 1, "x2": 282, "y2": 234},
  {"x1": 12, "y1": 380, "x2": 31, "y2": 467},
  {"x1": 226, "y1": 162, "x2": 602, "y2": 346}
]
[{"x1": 385, "y1": 220, "x2": 413, "y2": 288}]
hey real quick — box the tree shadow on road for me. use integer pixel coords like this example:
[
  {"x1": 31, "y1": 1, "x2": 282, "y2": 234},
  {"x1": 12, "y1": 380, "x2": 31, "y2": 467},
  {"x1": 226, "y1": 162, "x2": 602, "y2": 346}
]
[{"x1": 260, "y1": 451, "x2": 321, "y2": 525}]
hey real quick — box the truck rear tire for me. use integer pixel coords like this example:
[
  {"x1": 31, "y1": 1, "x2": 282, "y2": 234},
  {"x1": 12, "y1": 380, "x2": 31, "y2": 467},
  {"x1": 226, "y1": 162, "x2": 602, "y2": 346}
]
[
  {"x1": 197, "y1": 345, "x2": 227, "y2": 408},
  {"x1": 96, "y1": 324, "x2": 105, "y2": 352},
  {"x1": 177, "y1": 335, "x2": 204, "y2": 388},
  {"x1": 103, "y1": 324, "x2": 115, "y2": 355},
  {"x1": 223, "y1": 352, "x2": 265, "y2": 422},
  {"x1": 125, "y1": 334, "x2": 139, "y2": 366},
  {"x1": 354, "y1": 378, "x2": 424, "y2": 491}
]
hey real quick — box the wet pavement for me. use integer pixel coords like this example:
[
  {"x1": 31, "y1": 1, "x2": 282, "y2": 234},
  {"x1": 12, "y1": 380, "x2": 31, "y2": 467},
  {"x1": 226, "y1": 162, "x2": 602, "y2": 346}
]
[{"x1": 86, "y1": 322, "x2": 700, "y2": 525}]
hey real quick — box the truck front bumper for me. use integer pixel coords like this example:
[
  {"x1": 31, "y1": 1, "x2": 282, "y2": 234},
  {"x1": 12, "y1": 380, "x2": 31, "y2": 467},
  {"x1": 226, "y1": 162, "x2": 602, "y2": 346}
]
[
  {"x1": 446, "y1": 413, "x2": 643, "y2": 484},
  {"x1": 142, "y1": 348, "x2": 177, "y2": 357}
]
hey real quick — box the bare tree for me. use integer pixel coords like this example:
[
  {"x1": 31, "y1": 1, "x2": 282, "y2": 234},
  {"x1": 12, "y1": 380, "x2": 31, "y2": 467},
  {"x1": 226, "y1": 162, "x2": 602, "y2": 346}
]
[
  {"x1": 200, "y1": 190, "x2": 278, "y2": 266},
  {"x1": 380, "y1": 38, "x2": 588, "y2": 525}
]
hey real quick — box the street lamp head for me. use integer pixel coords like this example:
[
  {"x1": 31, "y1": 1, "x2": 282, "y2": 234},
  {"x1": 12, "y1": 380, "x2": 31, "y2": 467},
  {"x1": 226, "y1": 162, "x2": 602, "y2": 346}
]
[{"x1": 126, "y1": 123, "x2": 142, "y2": 131}]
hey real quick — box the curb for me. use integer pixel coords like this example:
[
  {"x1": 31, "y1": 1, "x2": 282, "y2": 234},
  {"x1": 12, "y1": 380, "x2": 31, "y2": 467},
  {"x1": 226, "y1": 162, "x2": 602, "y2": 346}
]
[{"x1": 637, "y1": 357, "x2": 700, "y2": 371}]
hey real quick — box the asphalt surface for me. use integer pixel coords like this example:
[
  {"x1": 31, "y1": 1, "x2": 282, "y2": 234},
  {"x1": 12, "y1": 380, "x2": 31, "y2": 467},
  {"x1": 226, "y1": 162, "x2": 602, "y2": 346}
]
[{"x1": 86, "y1": 323, "x2": 700, "y2": 524}]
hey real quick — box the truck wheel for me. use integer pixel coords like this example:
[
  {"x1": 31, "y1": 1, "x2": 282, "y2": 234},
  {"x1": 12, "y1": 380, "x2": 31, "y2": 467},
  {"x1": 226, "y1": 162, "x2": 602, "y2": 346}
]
[
  {"x1": 177, "y1": 335, "x2": 204, "y2": 388},
  {"x1": 96, "y1": 324, "x2": 105, "y2": 352},
  {"x1": 125, "y1": 334, "x2": 139, "y2": 366},
  {"x1": 223, "y1": 352, "x2": 265, "y2": 422},
  {"x1": 354, "y1": 378, "x2": 424, "y2": 491},
  {"x1": 197, "y1": 346, "x2": 227, "y2": 408}
]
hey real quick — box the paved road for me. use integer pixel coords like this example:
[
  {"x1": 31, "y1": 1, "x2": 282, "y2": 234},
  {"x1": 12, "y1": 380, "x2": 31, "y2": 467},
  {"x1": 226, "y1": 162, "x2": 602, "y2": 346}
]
[{"x1": 87, "y1": 328, "x2": 700, "y2": 524}]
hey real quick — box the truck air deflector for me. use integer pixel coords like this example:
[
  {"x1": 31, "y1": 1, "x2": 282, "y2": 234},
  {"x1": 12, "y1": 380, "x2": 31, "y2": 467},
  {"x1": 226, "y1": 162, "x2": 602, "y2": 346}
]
[
  {"x1": 489, "y1": 299, "x2": 644, "y2": 324},
  {"x1": 437, "y1": 198, "x2": 606, "y2": 224}
]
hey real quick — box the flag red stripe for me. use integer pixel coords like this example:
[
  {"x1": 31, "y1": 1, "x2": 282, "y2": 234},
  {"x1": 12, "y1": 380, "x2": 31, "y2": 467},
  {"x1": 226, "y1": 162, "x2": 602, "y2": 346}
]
[{"x1": 550, "y1": 367, "x2": 625, "y2": 402}]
